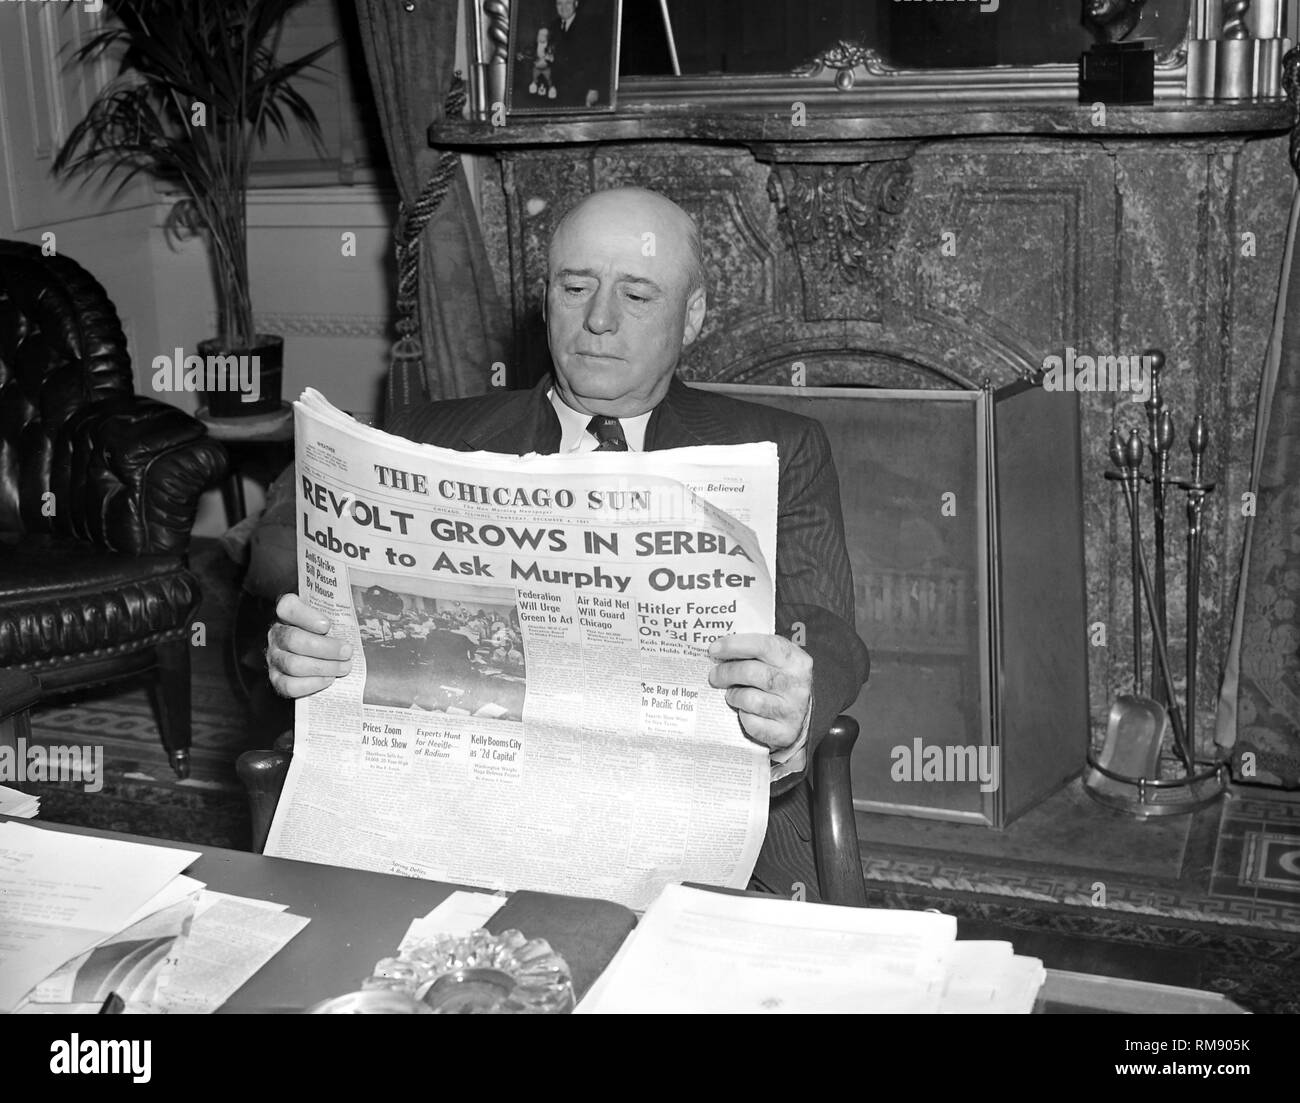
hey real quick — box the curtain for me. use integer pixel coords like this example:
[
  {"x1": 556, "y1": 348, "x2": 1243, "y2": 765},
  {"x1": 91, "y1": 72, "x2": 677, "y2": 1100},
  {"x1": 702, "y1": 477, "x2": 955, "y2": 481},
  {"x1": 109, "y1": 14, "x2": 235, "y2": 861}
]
[
  {"x1": 1216, "y1": 177, "x2": 1300, "y2": 789},
  {"x1": 354, "y1": 0, "x2": 508, "y2": 418}
]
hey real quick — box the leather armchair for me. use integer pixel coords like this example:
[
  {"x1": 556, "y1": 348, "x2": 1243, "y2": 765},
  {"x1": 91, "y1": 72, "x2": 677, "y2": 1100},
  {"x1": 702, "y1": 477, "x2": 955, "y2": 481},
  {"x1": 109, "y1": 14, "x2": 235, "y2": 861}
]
[
  {"x1": 0, "y1": 240, "x2": 227, "y2": 778},
  {"x1": 0, "y1": 668, "x2": 40, "y2": 759},
  {"x1": 238, "y1": 715, "x2": 868, "y2": 906}
]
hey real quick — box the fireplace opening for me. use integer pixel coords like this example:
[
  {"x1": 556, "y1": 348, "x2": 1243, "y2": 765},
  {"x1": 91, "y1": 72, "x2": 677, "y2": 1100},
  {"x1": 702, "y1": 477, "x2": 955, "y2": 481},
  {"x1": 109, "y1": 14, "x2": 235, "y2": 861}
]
[{"x1": 696, "y1": 380, "x2": 1090, "y2": 828}]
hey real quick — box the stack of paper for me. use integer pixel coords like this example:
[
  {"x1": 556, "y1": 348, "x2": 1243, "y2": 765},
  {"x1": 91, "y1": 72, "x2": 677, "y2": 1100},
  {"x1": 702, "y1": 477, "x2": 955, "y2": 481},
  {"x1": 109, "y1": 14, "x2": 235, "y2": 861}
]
[
  {"x1": 938, "y1": 940, "x2": 1046, "y2": 1014},
  {"x1": 577, "y1": 884, "x2": 1045, "y2": 1014},
  {"x1": 0, "y1": 784, "x2": 38, "y2": 818},
  {"x1": 0, "y1": 822, "x2": 309, "y2": 1014},
  {"x1": 0, "y1": 821, "x2": 200, "y2": 1014},
  {"x1": 148, "y1": 891, "x2": 310, "y2": 1014},
  {"x1": 26, "y1": 876, "x2": 207, "y2": 1011}
]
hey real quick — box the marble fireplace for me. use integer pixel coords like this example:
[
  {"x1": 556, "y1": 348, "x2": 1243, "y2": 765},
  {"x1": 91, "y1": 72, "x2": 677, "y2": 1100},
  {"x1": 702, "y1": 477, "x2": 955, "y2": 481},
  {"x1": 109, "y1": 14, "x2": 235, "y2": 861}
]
[{"x1": 439, "y1": 96, "x2": 1295, "y2": 820}]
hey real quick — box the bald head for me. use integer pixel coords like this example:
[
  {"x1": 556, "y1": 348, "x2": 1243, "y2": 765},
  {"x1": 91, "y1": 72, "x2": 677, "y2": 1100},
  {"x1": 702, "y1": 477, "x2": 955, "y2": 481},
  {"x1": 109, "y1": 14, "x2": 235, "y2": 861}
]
[
  {"x1": 550, "y1": 188, "x2": 706, "y2": 295},
  {"x1": 544, "y1": 187, "x2": 708, "y2": 417}
]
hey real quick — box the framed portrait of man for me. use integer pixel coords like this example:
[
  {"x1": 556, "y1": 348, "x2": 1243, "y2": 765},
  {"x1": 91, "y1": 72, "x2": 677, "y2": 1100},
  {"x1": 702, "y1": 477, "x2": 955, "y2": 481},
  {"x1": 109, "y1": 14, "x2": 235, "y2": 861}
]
[{"x1": 506, "y1": 0, "x2": 622, "y2": 115}]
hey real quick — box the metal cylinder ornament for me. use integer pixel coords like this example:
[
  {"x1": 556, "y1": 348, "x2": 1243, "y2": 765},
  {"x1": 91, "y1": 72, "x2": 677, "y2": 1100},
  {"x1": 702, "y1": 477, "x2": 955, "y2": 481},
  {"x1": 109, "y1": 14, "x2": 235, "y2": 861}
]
[
  {"x1": 483, "y1": 0, "x2": 510, "y2": 110},
  {"x1": 1217, "y1": 0, "x2": 1256, "y2": 99}
]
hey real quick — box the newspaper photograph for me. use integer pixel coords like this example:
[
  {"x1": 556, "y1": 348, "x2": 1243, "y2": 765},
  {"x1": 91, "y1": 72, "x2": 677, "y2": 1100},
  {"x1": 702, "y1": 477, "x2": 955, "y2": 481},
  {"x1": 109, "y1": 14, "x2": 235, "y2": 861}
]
[{"x1": 265, "y1": 389, "x2": 780, "y2": 910}]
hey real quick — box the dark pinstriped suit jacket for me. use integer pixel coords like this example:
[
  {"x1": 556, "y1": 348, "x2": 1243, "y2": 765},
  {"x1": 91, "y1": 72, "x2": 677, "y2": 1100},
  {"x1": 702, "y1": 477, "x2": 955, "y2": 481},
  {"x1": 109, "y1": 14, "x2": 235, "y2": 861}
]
[{"x1": 390, "y1": 374, "x2": 870, "y2": 899}]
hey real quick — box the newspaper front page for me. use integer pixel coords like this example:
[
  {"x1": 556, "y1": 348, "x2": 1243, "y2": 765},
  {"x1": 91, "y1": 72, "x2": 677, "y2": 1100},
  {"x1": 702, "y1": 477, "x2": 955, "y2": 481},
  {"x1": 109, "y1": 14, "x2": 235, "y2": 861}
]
[{"x1": 265, "y1": 390, "x2": 781, "y2": 910}]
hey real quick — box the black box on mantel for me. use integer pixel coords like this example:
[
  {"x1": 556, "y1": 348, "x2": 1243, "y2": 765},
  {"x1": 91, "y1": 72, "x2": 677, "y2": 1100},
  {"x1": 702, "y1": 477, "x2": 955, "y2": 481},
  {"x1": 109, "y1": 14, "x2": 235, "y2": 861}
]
[{"x1": 1079, "y1": 38, "x2": 1155, "y2": 104}]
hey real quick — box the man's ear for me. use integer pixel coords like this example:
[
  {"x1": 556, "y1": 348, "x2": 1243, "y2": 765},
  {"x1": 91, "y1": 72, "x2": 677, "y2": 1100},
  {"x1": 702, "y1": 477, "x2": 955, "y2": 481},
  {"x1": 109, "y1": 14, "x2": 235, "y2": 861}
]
[{"x1": 681, "y1": 287, "x2": 707, "y2": 349}]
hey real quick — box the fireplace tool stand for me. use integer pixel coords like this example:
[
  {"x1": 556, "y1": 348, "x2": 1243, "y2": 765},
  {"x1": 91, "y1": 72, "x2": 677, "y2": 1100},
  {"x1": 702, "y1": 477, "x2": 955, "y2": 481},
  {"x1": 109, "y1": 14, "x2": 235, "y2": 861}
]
[{"x1": 1084, "y1": 356, "x2": 1230, "y2": 817}]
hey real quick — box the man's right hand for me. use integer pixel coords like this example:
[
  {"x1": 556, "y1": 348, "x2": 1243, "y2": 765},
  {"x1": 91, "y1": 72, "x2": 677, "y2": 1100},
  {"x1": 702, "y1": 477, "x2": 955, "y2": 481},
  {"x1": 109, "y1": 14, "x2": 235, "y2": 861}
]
[{"x1": 266, "y1": 594, "x2": 353, "y2": 699}]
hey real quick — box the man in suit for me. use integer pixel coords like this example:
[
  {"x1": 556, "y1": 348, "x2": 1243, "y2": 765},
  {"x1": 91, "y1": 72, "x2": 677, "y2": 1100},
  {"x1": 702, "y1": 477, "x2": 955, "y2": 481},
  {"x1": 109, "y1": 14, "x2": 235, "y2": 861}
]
[
  {"x1": 547, "y1": 0, "x2": 612, "y2": 108},
  {"x1": 267, "y1": 187, "x2": 870, "y2": 901}
]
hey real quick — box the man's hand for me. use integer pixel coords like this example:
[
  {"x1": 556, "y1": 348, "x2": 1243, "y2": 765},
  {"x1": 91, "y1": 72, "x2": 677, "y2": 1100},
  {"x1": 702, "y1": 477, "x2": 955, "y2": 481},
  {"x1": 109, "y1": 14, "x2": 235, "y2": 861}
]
[
  {"x1": 266, "y1": 594, "x2": 352, "y2": 699},
  {"x1": 707, "y1": 633, "x2": 813, "y2": 751}
]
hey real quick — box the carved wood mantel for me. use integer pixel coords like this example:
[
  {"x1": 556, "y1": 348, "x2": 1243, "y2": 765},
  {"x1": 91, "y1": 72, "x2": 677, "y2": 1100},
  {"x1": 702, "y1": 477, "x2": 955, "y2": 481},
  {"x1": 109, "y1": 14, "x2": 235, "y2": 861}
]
[
  {"x1": 765, "y1": 152, "x2": 914, "y2": 323},
  {"x1": 433, "y1": 98, "x2": 1295, "y2": 757}
]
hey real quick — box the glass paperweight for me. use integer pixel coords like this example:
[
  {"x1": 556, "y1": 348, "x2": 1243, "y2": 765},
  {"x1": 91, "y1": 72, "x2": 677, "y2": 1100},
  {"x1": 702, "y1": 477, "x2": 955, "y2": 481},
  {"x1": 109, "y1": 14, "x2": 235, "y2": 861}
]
[
  {"x1": 361, "y1": 929, "x2": 574, "y2": 1014},
  {"x1": 307, "y1": 990, "x2": 433, "y2": 1014}
]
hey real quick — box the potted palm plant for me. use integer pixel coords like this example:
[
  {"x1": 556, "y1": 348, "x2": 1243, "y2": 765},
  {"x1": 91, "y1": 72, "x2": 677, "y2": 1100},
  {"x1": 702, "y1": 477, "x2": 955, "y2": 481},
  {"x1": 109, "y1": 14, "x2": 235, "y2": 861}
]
[{"x1": 54, "y1": 0, "x2": 334, "y2": 417}]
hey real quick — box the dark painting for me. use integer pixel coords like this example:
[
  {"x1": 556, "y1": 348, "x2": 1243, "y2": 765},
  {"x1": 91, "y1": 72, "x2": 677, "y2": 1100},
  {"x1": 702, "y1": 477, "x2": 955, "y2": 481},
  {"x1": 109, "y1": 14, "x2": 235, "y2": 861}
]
[{"x1": 619, "y1": 0, "x2": 1190, "y2": 75}]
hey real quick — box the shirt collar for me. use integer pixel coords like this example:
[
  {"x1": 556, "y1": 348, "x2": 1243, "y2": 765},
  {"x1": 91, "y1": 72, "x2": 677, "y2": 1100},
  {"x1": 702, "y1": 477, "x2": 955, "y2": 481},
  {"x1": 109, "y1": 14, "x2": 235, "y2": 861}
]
[{"x1": 547, "y1": 388, "x2": 652, "y2": 452}]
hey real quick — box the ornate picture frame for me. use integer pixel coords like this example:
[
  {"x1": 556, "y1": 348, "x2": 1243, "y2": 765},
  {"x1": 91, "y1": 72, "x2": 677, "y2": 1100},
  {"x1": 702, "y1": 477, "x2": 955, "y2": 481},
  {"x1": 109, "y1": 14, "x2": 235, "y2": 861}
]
[{"x1": 502, "y1": 0, "x2": 622, "y2": 116}]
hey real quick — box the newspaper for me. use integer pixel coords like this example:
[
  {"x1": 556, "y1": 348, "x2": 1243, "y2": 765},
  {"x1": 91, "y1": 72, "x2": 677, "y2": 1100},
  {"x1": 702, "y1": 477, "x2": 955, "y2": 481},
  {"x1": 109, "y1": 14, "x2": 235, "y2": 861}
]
[{"x1": 265, "y1": 390, "x2": 781, "y2": 910}]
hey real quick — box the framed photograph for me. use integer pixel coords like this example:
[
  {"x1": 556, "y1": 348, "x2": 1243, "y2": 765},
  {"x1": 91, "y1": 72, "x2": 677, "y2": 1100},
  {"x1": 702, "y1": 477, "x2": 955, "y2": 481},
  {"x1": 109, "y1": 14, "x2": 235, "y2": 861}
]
[{"x1": 506, "y1": 0, "x2": 622, "y2": 115}]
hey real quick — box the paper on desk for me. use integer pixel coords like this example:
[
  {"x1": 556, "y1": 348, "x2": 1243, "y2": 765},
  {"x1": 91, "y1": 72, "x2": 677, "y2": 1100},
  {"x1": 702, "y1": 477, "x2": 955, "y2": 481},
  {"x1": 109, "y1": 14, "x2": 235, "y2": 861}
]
[
  {"x1": 938, "y1": 941, "x2": 1046, "y2": 1014},
  {"x1": 576, "y1": 884, "x2": 957, "y2": 1014},
  {"x1": 0, "y1": 822, "x2": 199, "y2": 1014},
  {"x1": 16, "y1": 876, "x2": 204, "y2": 1013},
  {"x1": 121, "y1": 875, "x2": 206, "y2": 928},
  {"x1": 28, "y1": 892, "x2": 201, "y2": 1008},
  {"x1": 153, "y1": 891, "x2": 308, "y2": 1013},
  {"x1": 20, "y1": 889, "x2": 296, "y2": 1015},
  {"x1": 398, "y1": 891, "x2": 507, "y2": 952},
  {"x1": 0, "y1": 785, "x2": 38, "y2": 818},
  {"x1": 193, "y1": 889, "x2": 288, "y2": 919}
]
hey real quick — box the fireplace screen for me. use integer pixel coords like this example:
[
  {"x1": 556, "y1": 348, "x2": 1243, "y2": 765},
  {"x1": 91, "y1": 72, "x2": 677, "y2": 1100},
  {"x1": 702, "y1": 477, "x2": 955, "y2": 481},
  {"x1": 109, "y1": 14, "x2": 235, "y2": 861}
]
[{"x1": 695, "y1": 382, "x2": 1088, "y2": 827}]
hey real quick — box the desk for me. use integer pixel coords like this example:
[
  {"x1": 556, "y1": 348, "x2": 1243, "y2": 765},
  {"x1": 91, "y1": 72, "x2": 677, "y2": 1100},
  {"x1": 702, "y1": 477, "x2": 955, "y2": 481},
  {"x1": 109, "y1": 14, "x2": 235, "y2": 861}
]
[
  {"x1": 13, "y1": 819, "x2": 635, "y2": 1012},
  {"x1": 8, "y1": 819, "x2": 1247, "y2": 1013}
]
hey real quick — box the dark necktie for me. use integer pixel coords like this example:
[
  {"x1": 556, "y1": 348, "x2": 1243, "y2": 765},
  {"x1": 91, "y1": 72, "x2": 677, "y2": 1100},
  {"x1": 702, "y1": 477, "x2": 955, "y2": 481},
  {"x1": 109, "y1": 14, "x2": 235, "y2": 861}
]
[{"x1": 588, "y1": 415, "x2": 628, "y2": 452}]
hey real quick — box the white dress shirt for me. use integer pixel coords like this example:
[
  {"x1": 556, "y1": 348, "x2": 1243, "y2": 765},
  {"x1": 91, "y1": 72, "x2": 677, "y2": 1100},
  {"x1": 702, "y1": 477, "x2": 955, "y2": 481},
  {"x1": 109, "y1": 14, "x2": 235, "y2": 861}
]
[{"x1": 548, "y1": 389, "x2": 652, "y2": 452}]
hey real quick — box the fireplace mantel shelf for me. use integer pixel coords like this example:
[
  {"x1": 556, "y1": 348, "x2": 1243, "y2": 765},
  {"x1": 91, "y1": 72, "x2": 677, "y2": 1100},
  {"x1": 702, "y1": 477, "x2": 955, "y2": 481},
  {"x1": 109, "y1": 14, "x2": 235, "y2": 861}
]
[{"x1": 431, "y1": 99, "x2": 1293, "y2": 151}]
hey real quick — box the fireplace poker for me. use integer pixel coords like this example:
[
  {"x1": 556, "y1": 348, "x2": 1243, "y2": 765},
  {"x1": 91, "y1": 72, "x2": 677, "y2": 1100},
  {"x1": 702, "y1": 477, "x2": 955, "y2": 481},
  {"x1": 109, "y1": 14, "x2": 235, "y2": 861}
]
[
  {"x1": 1100, "y1": 431, "x2": 1171, "y2": 794},
  {"x1": 1145, "y1": 349, "x2": 1172, "y2": 705},
  {"x1": 1116, "y1": 428, "x2": 1195, "y2": 773},
  {"x1": 1110, "y1": 428, "x2": 1145, "y2": 693},
  {"x1": 1178, "y1": 415, "x2": 1215, "y2": 758}
]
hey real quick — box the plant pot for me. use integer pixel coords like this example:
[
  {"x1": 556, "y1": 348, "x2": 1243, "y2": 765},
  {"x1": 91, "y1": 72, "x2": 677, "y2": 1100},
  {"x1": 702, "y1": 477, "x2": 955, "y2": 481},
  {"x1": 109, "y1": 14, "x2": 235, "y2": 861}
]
[{"x1": 199, "y1": 334, "x2": 284, "y2": 418}]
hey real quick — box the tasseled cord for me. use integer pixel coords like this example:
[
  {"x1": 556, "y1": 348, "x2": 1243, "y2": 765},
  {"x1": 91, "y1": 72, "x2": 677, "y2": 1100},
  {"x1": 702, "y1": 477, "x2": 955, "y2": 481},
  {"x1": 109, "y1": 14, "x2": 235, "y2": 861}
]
[{"x1": 388, "y1": 73, "x2": 469, "y2": 411}]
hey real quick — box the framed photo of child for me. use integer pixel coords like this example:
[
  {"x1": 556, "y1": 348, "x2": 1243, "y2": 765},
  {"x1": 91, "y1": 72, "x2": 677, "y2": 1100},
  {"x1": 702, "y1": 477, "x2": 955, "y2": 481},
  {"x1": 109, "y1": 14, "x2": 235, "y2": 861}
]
[{"x1": 505, "y1": 0, "x2": 622, "y2": 115}]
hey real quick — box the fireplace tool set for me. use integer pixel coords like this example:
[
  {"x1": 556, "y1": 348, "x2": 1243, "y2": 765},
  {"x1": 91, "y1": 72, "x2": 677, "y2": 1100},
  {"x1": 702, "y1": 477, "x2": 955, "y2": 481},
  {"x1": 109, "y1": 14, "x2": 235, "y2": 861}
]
[{"x1": 1084, "y1": 350, "x2": 1230, "y2": 815}]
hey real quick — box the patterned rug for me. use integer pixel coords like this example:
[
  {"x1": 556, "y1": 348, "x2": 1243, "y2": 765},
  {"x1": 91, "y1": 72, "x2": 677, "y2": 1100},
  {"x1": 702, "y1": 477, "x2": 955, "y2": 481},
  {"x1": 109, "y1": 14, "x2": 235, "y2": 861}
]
[
  {"x1": 856, "y1": 783, "x2": 1300, "y2": 934},
  {"x1": 21, "y1": 538, "x2": 287, "y2": 849},
  {"x1": 1211, "y1": 793, "x2": 1300, "y2": 922}
]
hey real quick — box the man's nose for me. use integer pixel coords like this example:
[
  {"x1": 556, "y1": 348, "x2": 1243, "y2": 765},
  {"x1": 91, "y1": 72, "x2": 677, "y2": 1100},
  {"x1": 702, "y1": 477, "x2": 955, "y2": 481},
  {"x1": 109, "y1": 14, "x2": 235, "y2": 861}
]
[{"x1": 584, "y1": 286, "x2": 619, "y2": 335}]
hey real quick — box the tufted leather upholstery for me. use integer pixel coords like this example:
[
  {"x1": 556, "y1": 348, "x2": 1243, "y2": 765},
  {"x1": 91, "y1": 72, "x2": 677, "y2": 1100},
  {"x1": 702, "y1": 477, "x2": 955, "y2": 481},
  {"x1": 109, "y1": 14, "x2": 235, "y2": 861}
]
[
  {"x1": 0, "y1": 535, "x2": 200, "y2": 663},
  {"x1": 0, "y1": 240, "x2": 227, "y2": 777}
]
